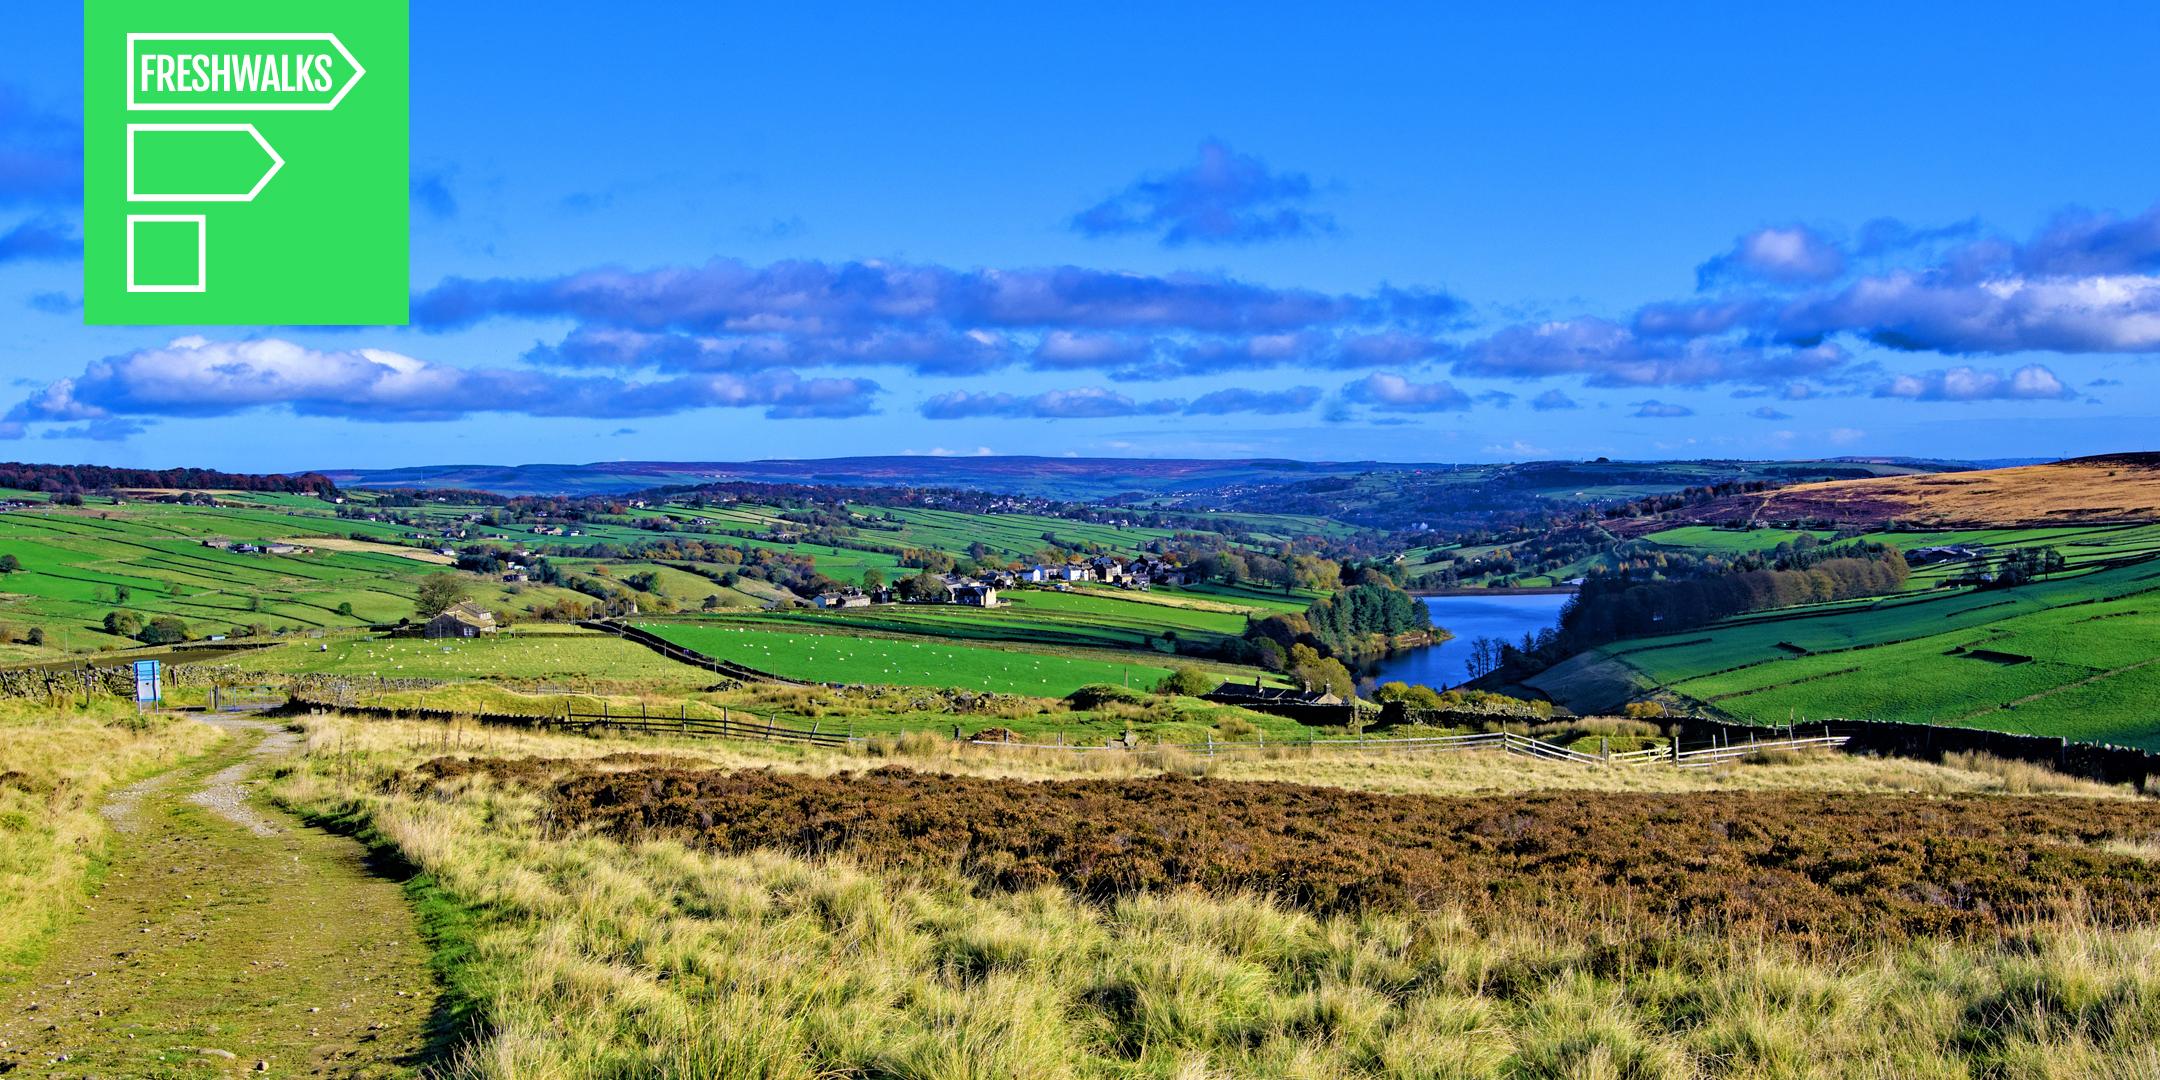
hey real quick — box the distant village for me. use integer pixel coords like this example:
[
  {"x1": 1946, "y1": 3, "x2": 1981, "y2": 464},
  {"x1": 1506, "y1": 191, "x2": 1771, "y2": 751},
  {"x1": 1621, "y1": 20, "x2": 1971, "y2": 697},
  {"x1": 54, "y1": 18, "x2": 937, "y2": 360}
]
[{"x1": 812, "y1": 555, "x2": 1193, "y2": 611}]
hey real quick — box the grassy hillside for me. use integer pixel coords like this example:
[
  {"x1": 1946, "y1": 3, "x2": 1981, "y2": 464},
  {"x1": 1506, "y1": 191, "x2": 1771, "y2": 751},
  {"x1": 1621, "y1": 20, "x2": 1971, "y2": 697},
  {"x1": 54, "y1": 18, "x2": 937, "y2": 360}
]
[
  {"x1": 0, "y1": 501, "x2": 570, "y2": 651},
  {"x1": 638, "y1": 620, "x2": 1178, "y2": 697},
  {"x1": 1530, "y1": 558, "x2": 2160, "y2": 747},
  {"x1": 709, "y1": 586, "x2": 1252, "y2": 651},
  {"x1": 1658, "y1": 454, "x2": 2160, "y2": 531},
  {"x1": 0, "y1": 486, "x2": 1278, "y2": 659}
]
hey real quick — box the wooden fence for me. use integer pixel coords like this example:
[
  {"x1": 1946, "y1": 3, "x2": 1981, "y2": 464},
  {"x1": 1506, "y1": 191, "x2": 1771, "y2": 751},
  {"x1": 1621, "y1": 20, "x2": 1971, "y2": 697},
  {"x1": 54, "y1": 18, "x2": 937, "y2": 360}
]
[{"x1": 286, "y1": 691, "x2": 859, "y2": 747}]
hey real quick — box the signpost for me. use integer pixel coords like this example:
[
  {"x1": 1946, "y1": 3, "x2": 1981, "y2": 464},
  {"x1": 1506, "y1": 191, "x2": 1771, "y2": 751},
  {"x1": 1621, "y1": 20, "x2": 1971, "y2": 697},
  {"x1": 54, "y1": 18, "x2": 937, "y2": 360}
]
[
  {"x1": 133, "y1": 659, "x2": 162, "y2": 713},
  {"x1": 84, "y1": 2, "x2": 408, "y2": 326}
]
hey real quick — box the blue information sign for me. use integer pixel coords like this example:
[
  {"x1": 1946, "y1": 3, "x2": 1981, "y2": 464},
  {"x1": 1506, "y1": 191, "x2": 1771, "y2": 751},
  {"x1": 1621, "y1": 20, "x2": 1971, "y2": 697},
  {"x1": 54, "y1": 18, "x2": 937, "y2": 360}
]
[{"x1": 132, "y1": 659, "x2": 162, "y2": 704}]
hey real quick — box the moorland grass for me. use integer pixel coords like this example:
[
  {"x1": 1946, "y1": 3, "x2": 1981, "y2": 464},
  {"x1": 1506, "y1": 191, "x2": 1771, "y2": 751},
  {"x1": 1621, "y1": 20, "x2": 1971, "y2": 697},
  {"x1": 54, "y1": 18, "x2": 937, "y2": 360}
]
[{"x1": 273, "y1": 714, "x2": 2160, "y2": 1078}]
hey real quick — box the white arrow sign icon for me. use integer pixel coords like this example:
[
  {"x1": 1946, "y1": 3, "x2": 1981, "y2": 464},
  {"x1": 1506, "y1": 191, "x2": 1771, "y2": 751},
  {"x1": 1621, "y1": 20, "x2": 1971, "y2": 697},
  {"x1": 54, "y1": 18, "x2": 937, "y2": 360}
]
[
  {"x1": 125, "y1": 123, "x2": 285, "y2": 203},
  {"x1": 126, "y1": 32, "x2": 366, "y2": 112}
]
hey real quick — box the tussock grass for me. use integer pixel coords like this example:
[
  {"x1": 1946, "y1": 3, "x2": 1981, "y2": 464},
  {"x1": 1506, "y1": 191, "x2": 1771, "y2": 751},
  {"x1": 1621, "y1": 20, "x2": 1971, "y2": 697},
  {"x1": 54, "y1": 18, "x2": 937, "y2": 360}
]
[
  {"x1": 275, "y1": 713, "x2": 2160, "y2": 1076},
  {"x1": 1940, "y1": 750, "x2": 2110, "y2": 795},
  {"x1": 0, "y1": 702, "x2": 221, "y2": 970}
]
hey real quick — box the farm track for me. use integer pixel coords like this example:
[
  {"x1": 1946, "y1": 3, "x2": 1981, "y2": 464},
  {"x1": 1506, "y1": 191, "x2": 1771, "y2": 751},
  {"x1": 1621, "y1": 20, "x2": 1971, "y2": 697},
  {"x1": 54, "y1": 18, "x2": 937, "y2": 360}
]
[{"x1": 0, "y1": 718, "x2": 438, "y2": 1077}]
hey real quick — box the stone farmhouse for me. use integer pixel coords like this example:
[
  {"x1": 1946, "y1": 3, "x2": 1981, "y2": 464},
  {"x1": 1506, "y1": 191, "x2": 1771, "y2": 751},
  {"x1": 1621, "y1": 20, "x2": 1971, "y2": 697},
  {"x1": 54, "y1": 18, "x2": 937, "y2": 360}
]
[{"x1": 424, "y1": 602, "x2": 498, "y2": 639}]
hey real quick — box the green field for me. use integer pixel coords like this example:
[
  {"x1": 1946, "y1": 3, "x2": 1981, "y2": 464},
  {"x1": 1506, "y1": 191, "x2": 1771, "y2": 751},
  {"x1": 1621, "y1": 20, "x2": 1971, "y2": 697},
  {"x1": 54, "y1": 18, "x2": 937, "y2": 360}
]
[
  {"x1": 0, "y1": 504, "x2": 564, "y2": 651},
  {"x1": 715, "y1": 586, "x2": 1252, "y2": 652},
  {"x1": 207, "y1": 627, "x2": 722, "y2": 690},
  {"x1": 0, "y1": 489, "x2": 1263, "y2": 658},
  {"x1": 1637, "y1": 522, "x2": 2160, "y2": 592},
  {"x1": 1530, "y1": 558, "x2": 2160, "y2": 747},
  {"x1": 637, "y1": 621, "x2": 1177, "y2": 697}
]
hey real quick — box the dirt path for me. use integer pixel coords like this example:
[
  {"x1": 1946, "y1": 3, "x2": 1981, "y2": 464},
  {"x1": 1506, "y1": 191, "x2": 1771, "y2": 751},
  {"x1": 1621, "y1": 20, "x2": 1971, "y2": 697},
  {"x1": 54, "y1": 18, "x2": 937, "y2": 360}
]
[{"x1": 0, "y1": 718, "x2": 438, "y2": 1077}]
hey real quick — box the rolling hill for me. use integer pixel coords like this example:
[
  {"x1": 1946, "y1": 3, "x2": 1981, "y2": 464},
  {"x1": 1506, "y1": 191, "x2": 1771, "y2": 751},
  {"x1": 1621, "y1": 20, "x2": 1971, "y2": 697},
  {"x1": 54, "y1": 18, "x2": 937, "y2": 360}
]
[{"x1": 1634, "y1": 453, "x2": 2160, "y2": 532}]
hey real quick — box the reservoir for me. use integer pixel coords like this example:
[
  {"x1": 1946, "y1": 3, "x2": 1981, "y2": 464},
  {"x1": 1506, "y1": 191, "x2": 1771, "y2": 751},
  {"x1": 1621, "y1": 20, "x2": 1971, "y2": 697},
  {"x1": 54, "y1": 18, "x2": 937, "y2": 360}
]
[{"x1": 1364, "y1": 592, "x2": 1573, "y2": 691}]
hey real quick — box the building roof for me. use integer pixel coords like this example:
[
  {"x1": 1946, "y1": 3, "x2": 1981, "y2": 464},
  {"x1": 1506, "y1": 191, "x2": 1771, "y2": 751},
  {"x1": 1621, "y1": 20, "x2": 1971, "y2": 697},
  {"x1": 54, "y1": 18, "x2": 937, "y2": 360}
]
[{"x1": 434, "y1": 602, "x2": 496, "y2": 626}]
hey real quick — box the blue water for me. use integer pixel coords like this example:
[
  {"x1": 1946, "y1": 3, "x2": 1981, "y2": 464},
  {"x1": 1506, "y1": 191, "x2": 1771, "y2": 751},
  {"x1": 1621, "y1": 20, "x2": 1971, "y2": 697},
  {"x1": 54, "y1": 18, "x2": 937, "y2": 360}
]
[{"x1": 1364, "y1": 593, "x2": 1573, "y2": 691}]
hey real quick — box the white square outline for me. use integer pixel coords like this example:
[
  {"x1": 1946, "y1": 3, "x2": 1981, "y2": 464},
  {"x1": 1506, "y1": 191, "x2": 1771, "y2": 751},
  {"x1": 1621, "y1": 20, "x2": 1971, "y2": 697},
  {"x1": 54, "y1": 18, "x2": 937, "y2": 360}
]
[{"x1": 126, "y1": 214, "x2": 208, "y2": 293}]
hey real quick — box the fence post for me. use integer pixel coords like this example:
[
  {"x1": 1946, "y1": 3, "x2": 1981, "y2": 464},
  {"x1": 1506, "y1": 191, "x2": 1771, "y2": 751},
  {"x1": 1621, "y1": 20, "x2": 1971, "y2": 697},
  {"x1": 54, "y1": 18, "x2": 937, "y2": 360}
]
[{"x1": 1600, "y1": 736, "x2": 1609, "y2": 764}]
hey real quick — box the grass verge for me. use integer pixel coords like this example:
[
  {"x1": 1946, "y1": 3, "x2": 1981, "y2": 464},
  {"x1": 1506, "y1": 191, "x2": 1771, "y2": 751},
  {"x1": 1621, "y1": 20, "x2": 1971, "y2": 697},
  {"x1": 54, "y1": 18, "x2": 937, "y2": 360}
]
[{"x1": 0, "y1": 702, "x2": 221, "y2": 973}]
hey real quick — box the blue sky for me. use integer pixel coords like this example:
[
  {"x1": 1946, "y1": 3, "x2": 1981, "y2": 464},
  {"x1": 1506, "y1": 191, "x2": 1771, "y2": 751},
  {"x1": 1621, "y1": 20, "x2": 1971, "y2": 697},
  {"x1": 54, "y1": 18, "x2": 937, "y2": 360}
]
[{"x1": 4, "y1": 2, "x2": 2158, "y2": 471}]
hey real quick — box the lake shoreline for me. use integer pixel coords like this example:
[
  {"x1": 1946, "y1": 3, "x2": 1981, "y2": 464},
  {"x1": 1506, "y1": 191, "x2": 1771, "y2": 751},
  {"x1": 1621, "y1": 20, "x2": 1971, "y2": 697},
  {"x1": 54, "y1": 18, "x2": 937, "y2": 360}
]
[
  {"x1": 1363, "y1": 592, "x2": 1574, "y2": 692},
  {"x1": 1407, "y1": 586, "x2": 1579, "y2": 597}
]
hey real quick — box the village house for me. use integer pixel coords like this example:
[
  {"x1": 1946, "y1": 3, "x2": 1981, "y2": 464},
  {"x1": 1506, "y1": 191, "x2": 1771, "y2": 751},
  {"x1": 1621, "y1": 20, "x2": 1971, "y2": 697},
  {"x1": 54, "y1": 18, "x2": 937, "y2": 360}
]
[
  {"x1": 424, "y1": 602, "x2": 498, "y2": 639},
  {"x1": 814, "y1": 591, "x2": 873, "y2": 609},
  {"x1": 952, "y1": 583, "x2": 999, "y2": 607},
  {"x1": 1208, "y1": 681, "x2": 1345, "y2": 707},
  {"x1": 1909, "y1": 545, "x2": 1983, "y2": 567},
  {"x1": 1060, "y1": 563, "x2": 1093, "y2": 583}
]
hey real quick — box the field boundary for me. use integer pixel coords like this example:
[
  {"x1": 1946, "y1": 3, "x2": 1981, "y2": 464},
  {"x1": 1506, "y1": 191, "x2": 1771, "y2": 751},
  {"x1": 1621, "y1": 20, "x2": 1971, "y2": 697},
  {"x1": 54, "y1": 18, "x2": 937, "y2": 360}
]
[
  {"x1": 578, "y1": 619, "x2": 810, "y2": 686},
  {"x1": 1682, "y1": 715, "x2": 2158, "y2": 791},
  {"x1": 285, "y1": 690, "x2": 1847, "y2": 766}
]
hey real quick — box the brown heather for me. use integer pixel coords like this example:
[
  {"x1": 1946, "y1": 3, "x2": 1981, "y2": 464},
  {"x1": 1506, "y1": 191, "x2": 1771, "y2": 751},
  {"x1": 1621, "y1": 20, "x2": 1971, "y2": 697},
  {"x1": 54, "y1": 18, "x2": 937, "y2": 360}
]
[{"x1": 533, "y1": 765, "x2": 2160, "y2": 945}]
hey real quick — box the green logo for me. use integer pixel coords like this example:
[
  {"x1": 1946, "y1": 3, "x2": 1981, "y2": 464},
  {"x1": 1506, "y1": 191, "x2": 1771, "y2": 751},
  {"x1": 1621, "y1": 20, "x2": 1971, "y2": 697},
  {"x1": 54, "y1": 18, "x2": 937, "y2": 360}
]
[{"x1": 85, "y1": 2, "x2": 408, "y2": 326}]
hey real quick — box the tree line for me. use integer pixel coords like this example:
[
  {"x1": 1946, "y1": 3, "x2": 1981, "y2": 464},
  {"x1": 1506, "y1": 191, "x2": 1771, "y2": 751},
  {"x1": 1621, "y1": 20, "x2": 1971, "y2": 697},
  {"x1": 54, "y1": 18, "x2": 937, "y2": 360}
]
[{"x1": 0, "y1": 462, "x2": 338, "y2": 496}]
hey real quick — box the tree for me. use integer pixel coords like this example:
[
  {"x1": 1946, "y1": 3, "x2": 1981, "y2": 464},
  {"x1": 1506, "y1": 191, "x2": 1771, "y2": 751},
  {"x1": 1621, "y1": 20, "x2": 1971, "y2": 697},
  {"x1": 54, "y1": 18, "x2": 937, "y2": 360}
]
[
  {"x1": 25, "y1": 627, "x2": 44, "y2": 646},
  {"x1": 136, "y1": 616, "x2": 189, "y2": 645},
  {"x1": 702, "y1": 594, "x2": 722, "y2": 611},
  {"x1": 860, "y1": 568, "x2": 885, "y2": 592},
  {"x1": 1464, "y1": 636, "x2": 1503, "y2": 681},
  {"x1": 335, "y1": 601, "x2": 354, "y2": 618},
  {"x1": 899, "y1": 569, "x2": 949, "y2": 603},
  {"x1": 103, "y1": 610, "x2": 143, "y2": 638},
  {"x1": 1153, "y1": 665, "x2": 1217, "y2": 697},
  {"x1": 1288, "y1": 643, "x2": 1355, "y2": 699},
  {"x1": 0, "y1": 554, "x2": 19, "y2": 573},
  {"x1": 415, "y1": 572, "x2": 471, "y2": 617}
]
